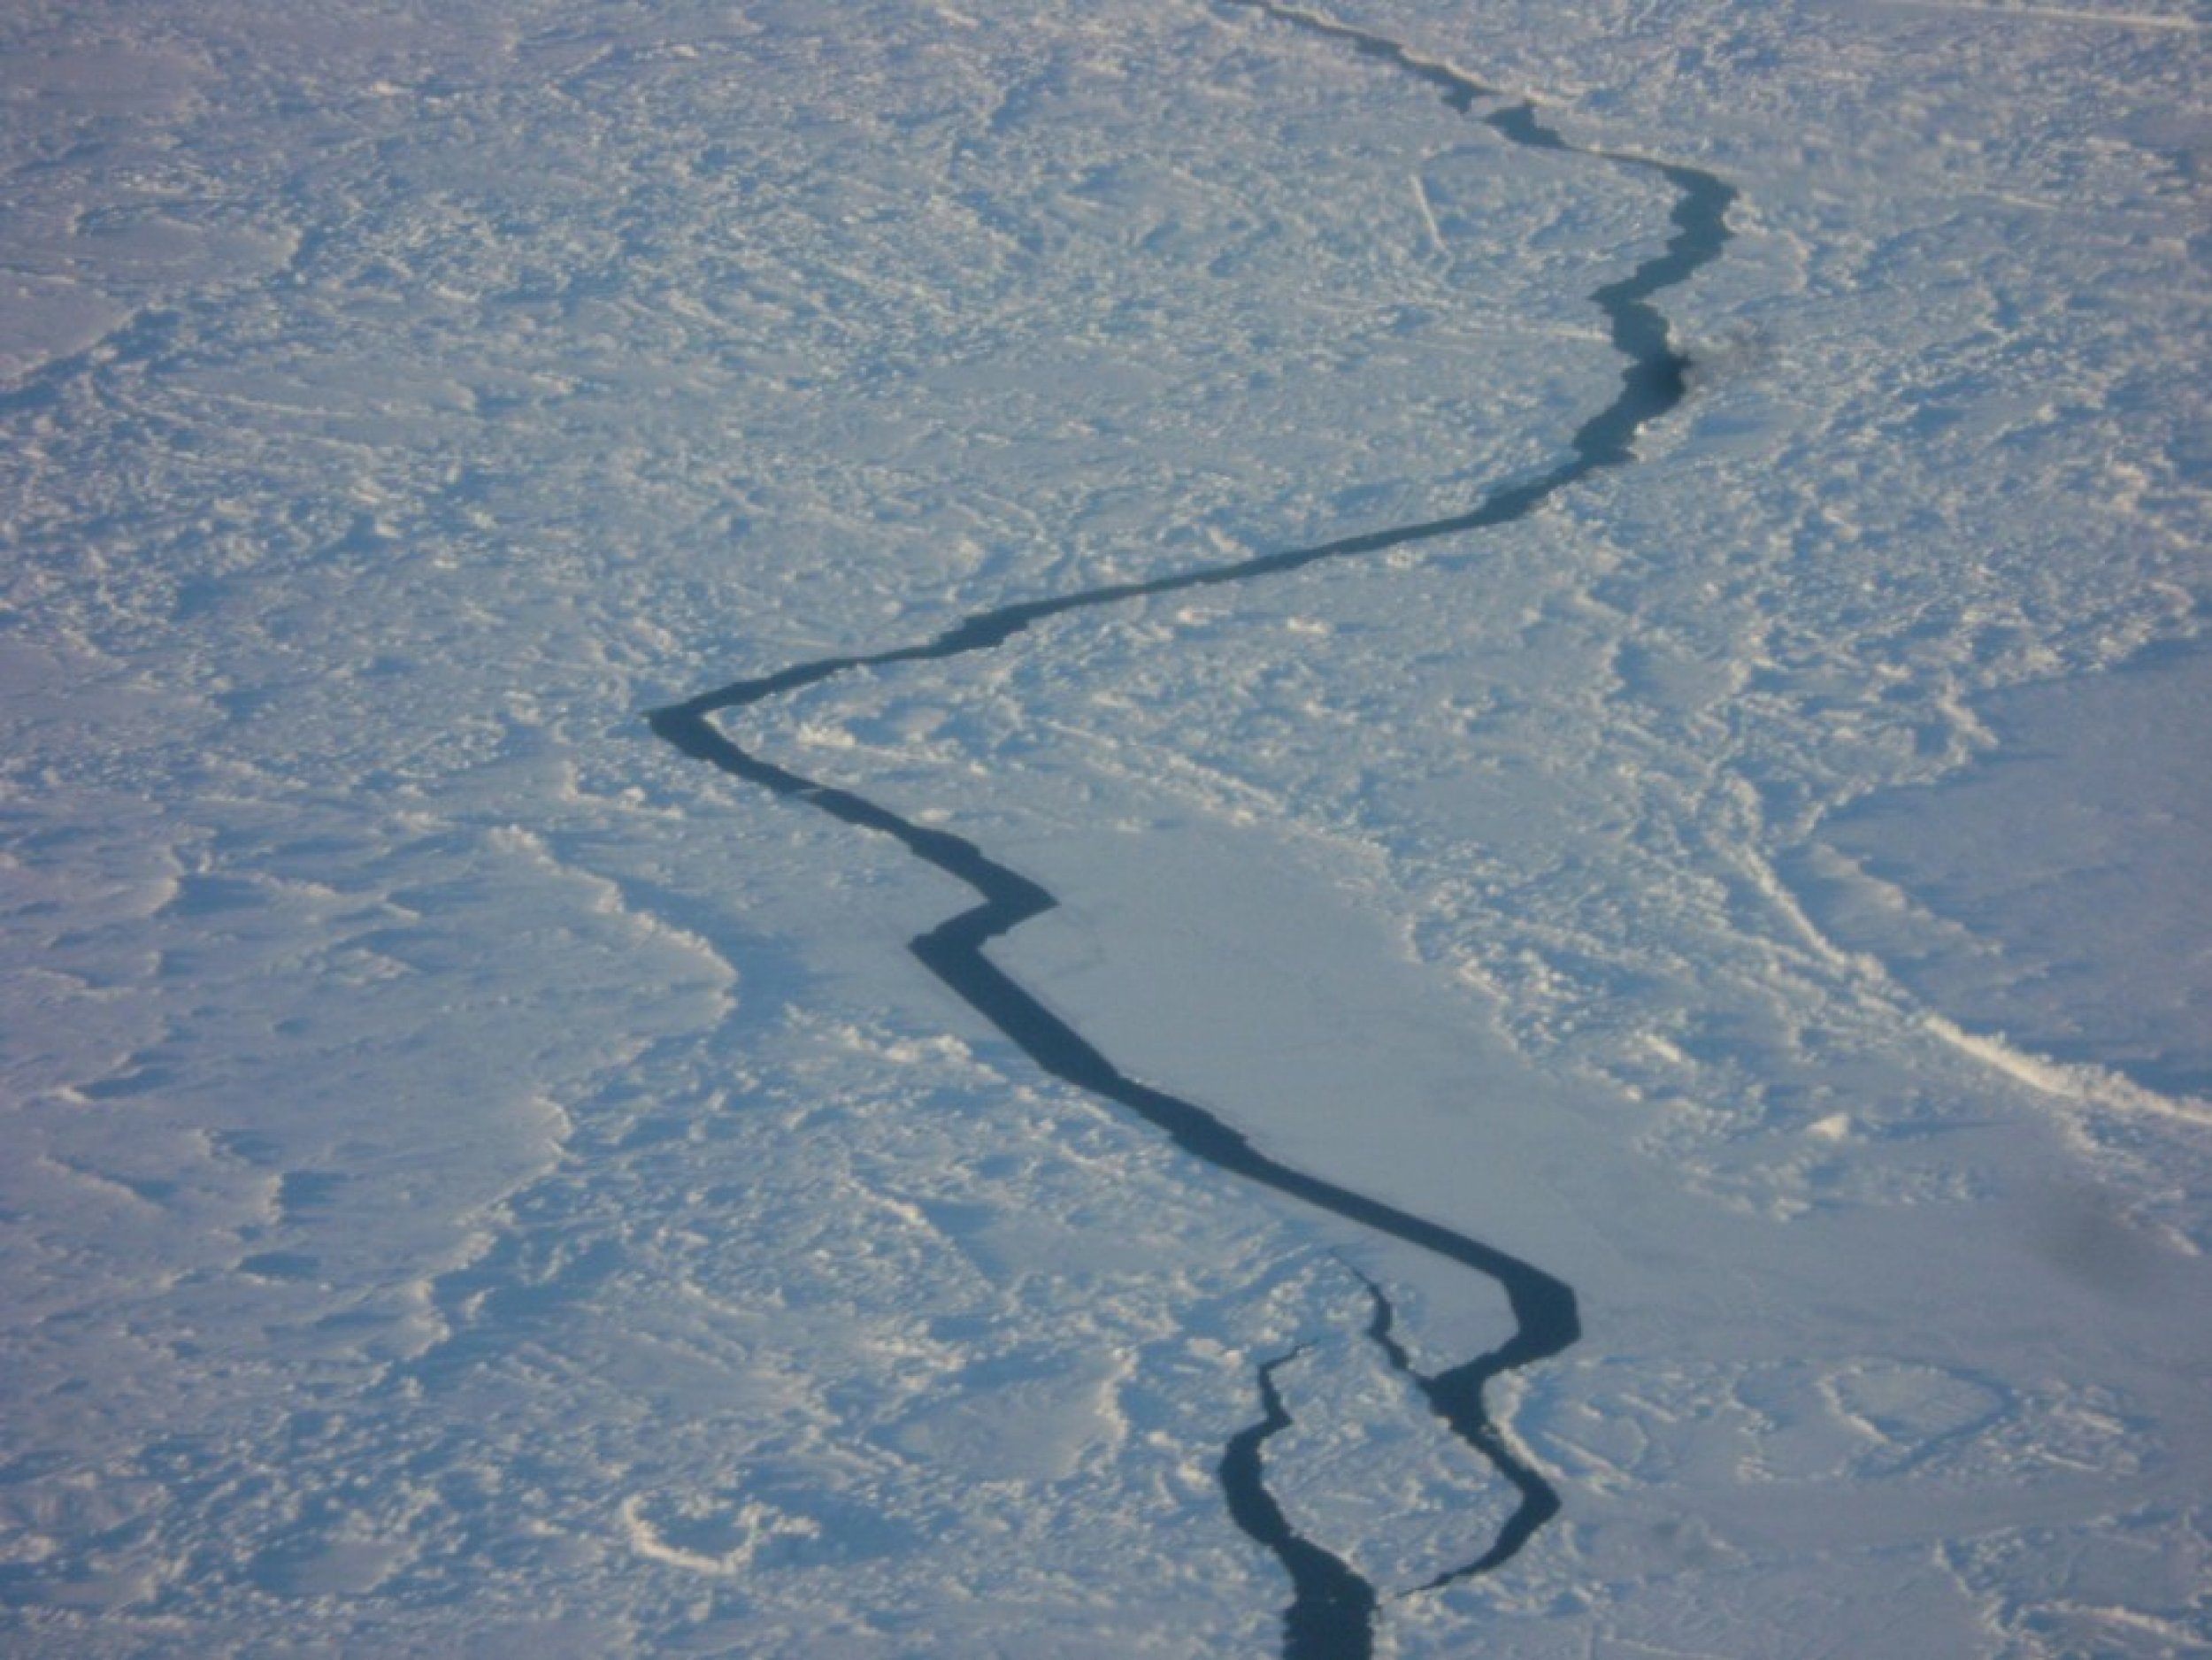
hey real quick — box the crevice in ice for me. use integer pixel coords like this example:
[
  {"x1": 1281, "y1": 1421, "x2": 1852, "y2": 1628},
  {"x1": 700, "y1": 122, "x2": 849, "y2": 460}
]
[
  {"x1": 1345, "y1": 1264, "x2": 1560, "y2": 1588},
  {"x1": 647, "y1": 0, "x2": 1736, "y2": 1643},
  {"x1": 1219, "y1": 1349, "x2": 1379, "y2": 1660}
]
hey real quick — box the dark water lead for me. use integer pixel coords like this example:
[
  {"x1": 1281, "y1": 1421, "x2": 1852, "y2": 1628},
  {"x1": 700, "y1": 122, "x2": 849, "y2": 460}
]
[
  {"x1": 1221, "y1": 1350, "x2": 1379, "y2": 1660},
  {"x1": 649, "y1": 4, "x2": 1734, "y2": 1656}
]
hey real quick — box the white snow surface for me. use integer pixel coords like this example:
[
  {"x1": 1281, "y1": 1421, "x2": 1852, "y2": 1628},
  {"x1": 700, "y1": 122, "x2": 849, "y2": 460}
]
[{"x1": 3, "y1": 0, "x2": 2207, "y2": 1654}]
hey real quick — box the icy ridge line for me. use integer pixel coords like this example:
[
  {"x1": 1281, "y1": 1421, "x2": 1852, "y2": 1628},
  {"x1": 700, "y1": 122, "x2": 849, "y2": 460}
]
[{"x1": 647, "y1": 4, "x2": 1734, "y2": 1653}]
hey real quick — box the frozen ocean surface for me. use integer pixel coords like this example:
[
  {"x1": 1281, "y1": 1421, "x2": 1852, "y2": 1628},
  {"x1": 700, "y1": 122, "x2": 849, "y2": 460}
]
[{"x1": 3, "y1": 0, "x2": 2207, "y2": 1655}]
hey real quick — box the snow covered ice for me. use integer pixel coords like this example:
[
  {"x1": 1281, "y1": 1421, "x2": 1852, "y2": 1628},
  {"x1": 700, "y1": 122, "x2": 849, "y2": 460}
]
[{"x1": 3, "y1": 1, "x2": 2207, "y2": 1656}]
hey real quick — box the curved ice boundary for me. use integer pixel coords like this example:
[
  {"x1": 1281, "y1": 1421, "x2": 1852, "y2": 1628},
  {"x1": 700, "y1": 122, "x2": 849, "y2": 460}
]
[{"x1": 649, "y1": 4, "x2": 1733, "y2": 1654}]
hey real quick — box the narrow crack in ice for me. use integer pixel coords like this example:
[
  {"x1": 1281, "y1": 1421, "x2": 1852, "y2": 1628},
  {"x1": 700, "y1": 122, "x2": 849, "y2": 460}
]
[
  {"x1": 1344, "y1": 1264, "x2": 1560, "y2": 1590},
  {"x1": 647, "y1": 4, "x2": 1736, "y2": 1653},
  {"x1": 1220, "y1": 1349, "x2": 1378, "y2": 1660}
]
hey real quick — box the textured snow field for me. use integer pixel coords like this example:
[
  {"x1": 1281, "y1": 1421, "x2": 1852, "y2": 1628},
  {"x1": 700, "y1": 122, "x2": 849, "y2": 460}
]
[{"x1": 4, "y1": 0, "x2": 2207, "y2": 1655}]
